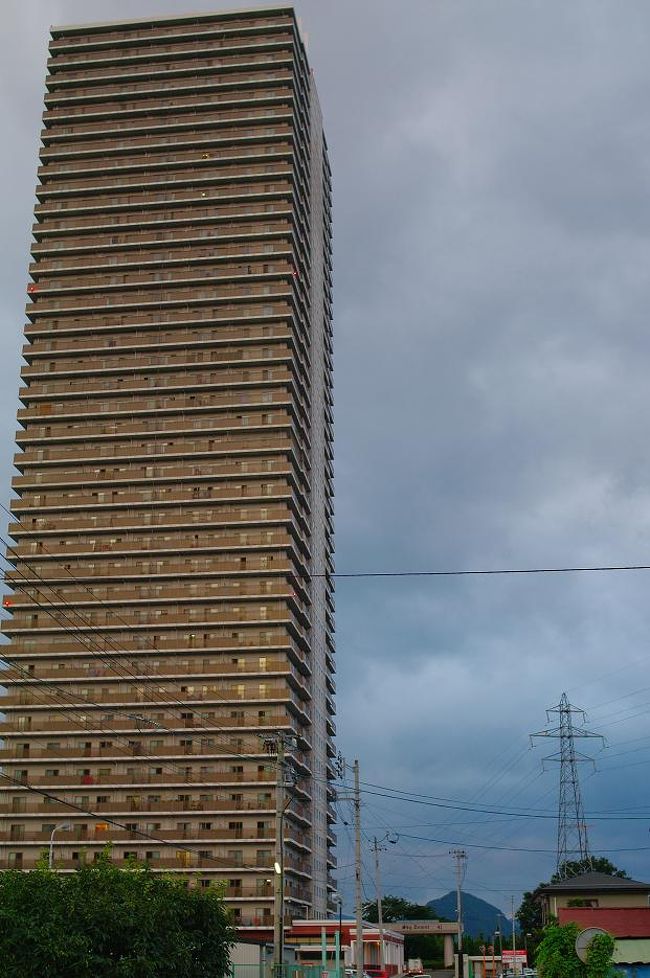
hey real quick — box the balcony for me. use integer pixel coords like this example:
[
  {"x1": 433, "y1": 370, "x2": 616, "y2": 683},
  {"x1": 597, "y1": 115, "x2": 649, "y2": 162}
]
[
  {"x1": 8, "y1": 500, "x2": 295, "y2": 534},
  {"x1": 21, "y1": 341, "x2": 297, "y2": 376},
  {"x1": 30, "y1": 216, "x2": 295, "y2": 258},
  {"x1": 0, "y1": 709, "x2": 295, "y2": 735},
  {"x1": 36, "y1": 136, "x2": 295, "y2": 178},
  {"x1": 10, "y1": 476, "x2": 297, "y2": 511},
  {"x1": 0, "y1": 796, "x2": 281, "y2": 816},
  {"x1": 0, "y1": 652, "x2": 310, "y2": 687},
  {"x1": 47, "y1": 16, "x2": 295, "y2": 54},
  {"x1": 38, "y1": 122, "x2": 294, "y2": 163},
  {"x1": 47, "y1": 33, "x2": 294, "y2": 73}
]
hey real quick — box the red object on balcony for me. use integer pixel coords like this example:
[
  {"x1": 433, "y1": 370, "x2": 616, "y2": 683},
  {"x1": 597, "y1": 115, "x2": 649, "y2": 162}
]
[
  {"x1": 81, "y1": 774, "x2": 95, "y2": 784},
  {"x1": 27, "y1": 284, "x2": 38, "y2": 294}
]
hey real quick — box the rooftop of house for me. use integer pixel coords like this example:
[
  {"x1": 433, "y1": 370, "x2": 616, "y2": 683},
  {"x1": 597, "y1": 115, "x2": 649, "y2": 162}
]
[{"x1": 538, "y1": 872, "x2": 650, "y2": 894}]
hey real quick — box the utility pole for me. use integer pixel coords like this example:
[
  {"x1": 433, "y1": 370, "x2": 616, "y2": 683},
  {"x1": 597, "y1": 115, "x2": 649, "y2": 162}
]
[
  {"x1": 354, "y1": 759, "x2": 364, "y2": 978},
  {"x1": 274, "y1": 734, "x2": 285, "y2": 978},
  {"x1": 336, "y1": 755, "x2": 364, "y2": 978},
  {"x1": 511, "y1": 896, "x2": 517, "y2": 975},
  {"x1": 372, "y1": 837, "x2": 385, "y2": 971},
  {"x1": 264, "y1": 732, "x2": 296, "y2": 978},
  {"x1": 450, "y1": 849, "x2": 467, "y2": 976},
  {"x1": 530, "y1": 693, "x2": 604, "y2": 876},
  {"x1": 371, "y1": 833, "x2": 398, "y2": 970}
]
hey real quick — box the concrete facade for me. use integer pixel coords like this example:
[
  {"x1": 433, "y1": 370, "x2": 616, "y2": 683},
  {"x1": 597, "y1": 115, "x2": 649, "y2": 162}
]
[{"x1": 0, "y1": 4, "x2": 335, "y2": 930}]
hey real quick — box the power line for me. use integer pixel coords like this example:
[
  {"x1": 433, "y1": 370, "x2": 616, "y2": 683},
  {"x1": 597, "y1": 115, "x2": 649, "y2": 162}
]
[
  {"x1": 333, "y1": 780, "x2": 650, "y2": 821},
  {"x1": 398, "y1": 831, "x2": 650, "y2": 855},
  {"x1": 313, "y1": 564, "x2": 650, "y2": 579}
]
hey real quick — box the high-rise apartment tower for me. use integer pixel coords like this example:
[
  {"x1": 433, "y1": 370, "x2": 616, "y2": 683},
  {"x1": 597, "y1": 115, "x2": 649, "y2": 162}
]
[{"x1": 0, "y1": 6, "x2": 335, "y2": 930}]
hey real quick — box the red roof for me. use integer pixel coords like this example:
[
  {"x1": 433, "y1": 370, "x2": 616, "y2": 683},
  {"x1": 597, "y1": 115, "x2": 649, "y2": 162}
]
[{"x1": 559, "y1": 907, "x2": 650, "y2": 937}]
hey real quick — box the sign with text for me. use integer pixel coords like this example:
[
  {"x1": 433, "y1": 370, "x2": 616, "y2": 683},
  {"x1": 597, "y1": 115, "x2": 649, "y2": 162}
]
[
  {"x1": 502, "y1": 951, "x2": 527, "y2": 965},
  {"x1": 390, "y1": 921, "x2": 460, "y2": 935}
]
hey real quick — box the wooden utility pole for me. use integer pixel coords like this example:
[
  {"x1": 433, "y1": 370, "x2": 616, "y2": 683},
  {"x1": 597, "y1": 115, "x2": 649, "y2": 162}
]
[
  {"x1": 274, "y1": 735, "x2": 286, "y2": 978},
  {"x1": 450, "y1": 849, "x2": 467, "y2": 975},
  {"x1": 372, "y1": 837, "x2": 385, "y2": 970},
  {"x1": 354, "y1": 759, "x2": 364, "y2": 978}
]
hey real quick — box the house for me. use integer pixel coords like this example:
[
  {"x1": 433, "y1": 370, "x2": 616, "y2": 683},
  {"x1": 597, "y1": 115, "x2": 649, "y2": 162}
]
[
  {"x1": 536, "y1": 872, "x2": 650, "y2": 978},
  {"x1": 536, "y1": 872, "x2": 650, "y2": 925}
]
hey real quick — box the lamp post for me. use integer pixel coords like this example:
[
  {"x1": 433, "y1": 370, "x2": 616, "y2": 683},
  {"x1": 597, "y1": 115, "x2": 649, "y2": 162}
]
[
  {"x1": 274, "y1": 857, "x2": 283, "y2": 977},
  {"x1": 495, "y1": 921, "x2": 503, "y2": 975},
  {"x1": 333, "y1": 892, "x2": 343, "y2": 977},
  {"x1": 48, "y1": 822, "x2": 72, "y2": 870}
]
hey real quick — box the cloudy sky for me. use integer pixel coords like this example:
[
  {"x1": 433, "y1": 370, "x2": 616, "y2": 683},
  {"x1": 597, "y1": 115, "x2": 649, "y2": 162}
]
[{"x1": 3, "y1": 0, "x2": 650, "y2": 917}]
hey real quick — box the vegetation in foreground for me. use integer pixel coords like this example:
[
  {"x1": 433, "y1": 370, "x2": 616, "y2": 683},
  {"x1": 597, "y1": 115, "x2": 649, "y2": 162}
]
[
  {"x1": 0, "y1": 852, "x2": 234, "y2": 978},
  {"x1": 536, "y1": 922, "x2": 617, "y2": 978}
]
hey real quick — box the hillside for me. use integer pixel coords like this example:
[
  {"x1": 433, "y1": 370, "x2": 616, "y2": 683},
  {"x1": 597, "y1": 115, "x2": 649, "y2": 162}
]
[{"x1": 426, "y1": 892, "x2": 510, "y2": 940}]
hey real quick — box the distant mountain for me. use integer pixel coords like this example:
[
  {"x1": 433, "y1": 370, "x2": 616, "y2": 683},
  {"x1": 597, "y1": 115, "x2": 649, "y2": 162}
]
[{"x1": 427, "y1": 892, "x2": 511, "y2": 940}]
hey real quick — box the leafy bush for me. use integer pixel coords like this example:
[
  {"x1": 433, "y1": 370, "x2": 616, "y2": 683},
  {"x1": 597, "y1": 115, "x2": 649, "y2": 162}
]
[
  {"x1": 536, "y1": 922, "x2": 585, "y2": 978},
  {"x1": 0, "y1": 853, "x2": 234, "y2": 978}
]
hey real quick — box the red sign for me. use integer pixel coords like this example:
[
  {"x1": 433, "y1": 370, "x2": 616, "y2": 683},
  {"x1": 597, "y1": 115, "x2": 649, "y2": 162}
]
[{"x1": 502, "y1": 951, "x2": 527, "y2": 964}]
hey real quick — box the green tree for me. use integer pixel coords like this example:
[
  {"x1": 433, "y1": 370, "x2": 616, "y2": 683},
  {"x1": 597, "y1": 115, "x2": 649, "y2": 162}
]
[
  {"x1": 585, "y1": 932, "x2": 616, "y2": 978},
  {"x1": 517, "y1": 889, "x2": 543, "y2": 937},
  {"x1": 0, "y1": 853, "x2": 234, "y2": 978},
  {"x1": 536, "y1": 922, "x2": 585, "y2": 978},
  {"x1": 550, "y1": 859, "x2": 628, "y2": 884},
  {"x1": 362, "y1": 895, "x2": 436, "y2": 923}
]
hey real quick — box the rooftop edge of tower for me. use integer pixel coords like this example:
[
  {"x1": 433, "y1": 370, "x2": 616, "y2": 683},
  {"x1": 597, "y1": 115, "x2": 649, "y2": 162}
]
[{"x1": 51, "y1": 5, "x2": 297, "y2": 37}]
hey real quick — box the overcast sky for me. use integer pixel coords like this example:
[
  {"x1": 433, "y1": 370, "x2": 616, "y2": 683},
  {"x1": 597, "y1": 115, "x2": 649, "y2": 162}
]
[{"x1": 3, "y1": 0, "x2": 650, "y2": 917}]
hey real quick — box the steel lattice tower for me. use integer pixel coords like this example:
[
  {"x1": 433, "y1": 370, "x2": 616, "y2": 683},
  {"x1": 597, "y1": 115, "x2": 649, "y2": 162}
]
[{"x1": 531, "y1": 693, "x2": 604, "y2": 877}]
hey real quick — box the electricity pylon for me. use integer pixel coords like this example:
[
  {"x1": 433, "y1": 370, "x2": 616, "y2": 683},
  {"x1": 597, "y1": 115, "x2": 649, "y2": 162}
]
[{"x1": 530, "y1": 692, "x2": 604, "y2": 877}]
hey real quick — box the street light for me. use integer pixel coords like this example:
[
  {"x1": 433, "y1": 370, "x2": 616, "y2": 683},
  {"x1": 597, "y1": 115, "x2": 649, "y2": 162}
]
[
  {"x1": 333, "y1": 893, "x2": 344, "y2": 976},
  {"x1": 48, "y1": 822, "x2": 72, "y2": 870},
  {"x1": 274, "y1": 858, "x2": 283, "y2": 978},
  {"x1": 495, "y1": 920, "x2": 503, "y2": 975}
]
